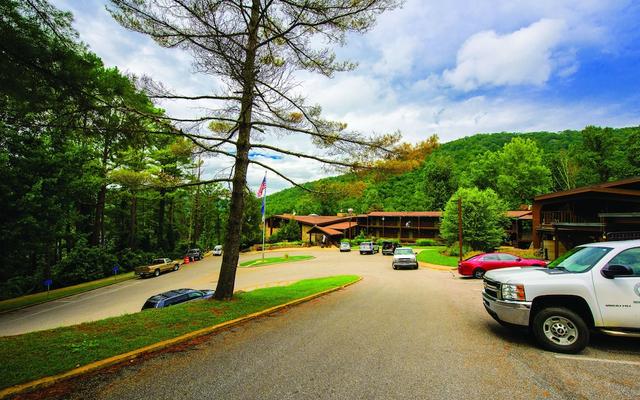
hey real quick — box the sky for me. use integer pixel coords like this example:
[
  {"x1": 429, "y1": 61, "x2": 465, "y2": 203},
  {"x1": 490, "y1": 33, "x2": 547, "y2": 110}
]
[{"x1": 52, "y1": 0, "x2": 640, "y2": 193}]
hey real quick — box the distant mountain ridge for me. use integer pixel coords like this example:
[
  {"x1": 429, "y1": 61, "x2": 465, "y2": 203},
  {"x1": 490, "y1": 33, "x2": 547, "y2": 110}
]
[{"x1": 266, "y1": 127, "x2": 637, "y2": 216}]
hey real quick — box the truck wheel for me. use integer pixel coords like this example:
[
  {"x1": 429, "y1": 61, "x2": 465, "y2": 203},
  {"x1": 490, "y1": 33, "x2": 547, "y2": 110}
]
[
  {"x1": 173, "y1": 264, "x2": 179, "y2": 271},
  {"x1": 532, "y1": 307, "x2": 589, "y2": 354},
  {"x1": 154, "y1": 269, "x2": 160, "y2": 277},
  {"x1": 472, "y1": 268, "x2": 485, "y2": 279}
]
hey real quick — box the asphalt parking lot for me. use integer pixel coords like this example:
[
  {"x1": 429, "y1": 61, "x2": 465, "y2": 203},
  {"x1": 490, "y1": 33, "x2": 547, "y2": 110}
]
[{"x1": 8, "y1": 248, "x2": 640, "y2": 399}]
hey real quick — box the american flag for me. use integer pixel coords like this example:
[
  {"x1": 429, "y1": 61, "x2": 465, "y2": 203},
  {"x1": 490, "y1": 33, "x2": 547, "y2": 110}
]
[{"x1": 256, "y1": 174, "x2": 267, "y2": 198}]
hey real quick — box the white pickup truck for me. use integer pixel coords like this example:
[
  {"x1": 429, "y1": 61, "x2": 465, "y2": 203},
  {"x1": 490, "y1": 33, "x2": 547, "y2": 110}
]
[{"x1": 483, "y1": 240, "x2": 640, "y2": 353}]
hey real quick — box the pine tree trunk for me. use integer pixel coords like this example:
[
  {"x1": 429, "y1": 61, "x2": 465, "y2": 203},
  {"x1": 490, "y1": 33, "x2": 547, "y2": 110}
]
[
  {"x1": 91, "y1": 184, "x2": 107, "y2": 246},
  {"x1": 91, "y1": 139, "x2": 110, "y2": 246},
  {"x1": 214, "y1": 0, "x2": 260, "y2": 300},
  {"x1": 129, "y1": 193, "x2": 137, "y2": 249},
  {"x1": 157, "y1": 188, "x2": 166, "y2": 250}
]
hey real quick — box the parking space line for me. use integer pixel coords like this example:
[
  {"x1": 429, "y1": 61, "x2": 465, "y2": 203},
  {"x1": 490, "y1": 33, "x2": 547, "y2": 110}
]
[{"x1": 554, "y1": 354, "x2": 640, "y2": 366}]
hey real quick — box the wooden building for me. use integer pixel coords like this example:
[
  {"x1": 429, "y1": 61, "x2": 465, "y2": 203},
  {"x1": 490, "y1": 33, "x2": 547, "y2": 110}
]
[
  {"x1": 265, "y1": 214, "x2": 359, "y2": 245},
  {"x1": 505, "y1": 210, "x2": 533, "y2": 248},
  {"x1": 532, "y1": 176, "x2": 640, "y2": 260},
  {"x1": 359, "y1": 211, "x2": 442, "y2": 242}
]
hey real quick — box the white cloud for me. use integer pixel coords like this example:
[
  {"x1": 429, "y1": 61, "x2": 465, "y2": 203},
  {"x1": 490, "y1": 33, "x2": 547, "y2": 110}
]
[
  {"x1": 443, "y1": 19, "x2": 568, "y2": 91},
  {"x1": 49, "y1": 0, "x2": 640, "y2": 195}
]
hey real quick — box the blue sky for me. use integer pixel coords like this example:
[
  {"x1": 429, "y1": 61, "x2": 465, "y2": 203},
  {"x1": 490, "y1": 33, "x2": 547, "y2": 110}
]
[{"x1": 52, "y1": 0, "x2": 640, "y2": 192}]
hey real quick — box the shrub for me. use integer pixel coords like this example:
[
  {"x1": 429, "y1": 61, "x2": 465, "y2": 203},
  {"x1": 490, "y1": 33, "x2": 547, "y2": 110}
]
[
  {"x1": 462, "y1": 250, "x2": 484, "y2": 260},
  {"x1": 376, "y1": 238, "x2": 400, "y2": 245},
  {"x1": 497, "y1": 246, "x2": 543, "y2": 260},
  {"x1": 269, "y1": 219, "x2": 301, "y2": 243},
  {"x1": 0, "y1": 276, "x2": 37, "y2": 300},
  {"x1": 116, "y1": 248, "x2": 155, "y2": 271},
  {"x1": 53, "y1": 244, "x2": 118, "y2": 287},
  {"x1": 443, "y1": 241, "x2": 472, "y2": 257},
  {"x1": 415, "y1": 239, "x2": 438, "y2": 246}
]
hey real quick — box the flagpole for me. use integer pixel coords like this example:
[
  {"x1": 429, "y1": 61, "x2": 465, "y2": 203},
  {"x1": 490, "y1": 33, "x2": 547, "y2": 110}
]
[{"x1": 261, "y1": 172, "x2": 267, "y2": 262}]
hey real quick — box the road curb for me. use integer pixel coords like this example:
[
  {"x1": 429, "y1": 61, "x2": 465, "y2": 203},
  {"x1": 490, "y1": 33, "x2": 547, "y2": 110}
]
[
  {"x1": 418, "y1": 261, "x2": 457, "y2": 271},
  {"x1": 0, "y1": 276, "x2": 362, "y2": 399}
]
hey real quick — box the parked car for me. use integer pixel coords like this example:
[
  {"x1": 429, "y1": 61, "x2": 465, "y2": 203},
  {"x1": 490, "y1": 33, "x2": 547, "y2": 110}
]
[
  {"x1": 135, "y1": 258, "x2": 180, "y2": 278},
  {"x1": 482, "y1": 240, "x2": 640, "y2": 353},
  {"x1": 359, "y1": 241, "x2": 379, "y2": 255},
  {"x1": 141, "y1": 288, "x2": 215, "y2": 310},
  {"x1": 392, "y1": 247, "x2": 418, "y2": 270},
  {"x1": 381, "y1": 241, "x2": 399, "y2": 256},
  {"x1": 340, "y1": 242, "x2": 351, "y2": 252},
  {"x1": 185, "y1": 248, "x2": 203, "y2": 261},
  {"x1": 458, "y1": 252, "x2": 547, "y2": 278},
  {"x1": 212, "y1": 245, "x2": 223, "y2": 256}
]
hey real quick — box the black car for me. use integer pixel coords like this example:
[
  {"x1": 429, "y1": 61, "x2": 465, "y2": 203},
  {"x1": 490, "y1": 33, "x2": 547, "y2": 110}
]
[
  {"x1": 381, "y1": 241, "x2": 399, "y2": 255},
  {"x1": 141, "y1": 288, "x2": 214, "y2": 310},
  {"x1": 185, "y1": 248, "x2": 203, "y2": 261}
]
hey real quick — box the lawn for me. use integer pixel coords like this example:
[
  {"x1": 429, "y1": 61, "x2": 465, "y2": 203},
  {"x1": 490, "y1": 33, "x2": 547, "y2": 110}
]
[
  {"x1": 239, "y1": 255, "x2": 314, "y2": 267},
  {"x1": 0, "y1": 275, "x2": 359, "y2": 390},
  {"x1": 0, "y1": 272, "x2": 136, "y2": 314},
  {"x1": 416, "y1": 247, "x2": 459, "y2": 267}
]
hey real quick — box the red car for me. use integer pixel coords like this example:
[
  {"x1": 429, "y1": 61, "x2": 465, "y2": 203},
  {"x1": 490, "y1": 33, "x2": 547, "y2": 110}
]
[{"x1": 457, "y1": 253, "x2": 547, "y2": 278}]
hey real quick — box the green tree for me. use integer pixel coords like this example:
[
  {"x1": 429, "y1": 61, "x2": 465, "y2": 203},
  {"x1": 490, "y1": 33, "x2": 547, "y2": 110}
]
[
  {"x1": 495, "y1": 138, "x2": 552, "y2": 207},
  {"x1": 270, "y1": 219, "x2": 301, "y2": 243},
  {"x1": 627, "y1": 128, "x2": 640, "y2": 175},
  {"x1": 108, "y1": 0, "x2": 402, "y2": 299},
  {"x1": 423, "y1": 155, "x2": 457, "y2": 210},
  {"x1": 440, "y1": 188, "x2": 508, "y2": 251},
  {"x1": 460, "y1": 138, "x2": 551, "y2": 206},
  {"x1": 572, "y1": 126, "x2": 625, "y2": 185}
]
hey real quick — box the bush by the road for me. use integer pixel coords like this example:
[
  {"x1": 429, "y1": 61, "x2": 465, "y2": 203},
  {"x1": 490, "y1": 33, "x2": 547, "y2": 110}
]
[{"x1": 415, "y1": 239, "x2": 438, "y2": 246}]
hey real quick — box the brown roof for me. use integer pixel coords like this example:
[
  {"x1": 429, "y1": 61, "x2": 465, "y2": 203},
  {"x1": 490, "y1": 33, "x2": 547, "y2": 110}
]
[
  {"x1": 275, "y1": 214, "x2": 349, "y2": 226},
  {"x1": 325, "y1": 222, "x2": 359, "y2": 230},
  {"x1": 367, "y1": 211, "x2": 442, "y2": 217},
  {"x1": 308, "y1": 225, "x2": 343, "y2": 236},
  {"x1": 506, "y1": 210, "x2": 532, "y2": 218},
  {"x1": 535, "y1": 176, "x2": 640, "y2": 201}
]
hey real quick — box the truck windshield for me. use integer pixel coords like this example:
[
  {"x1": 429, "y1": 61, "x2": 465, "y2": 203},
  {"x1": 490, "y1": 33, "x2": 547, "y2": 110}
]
[
  {"x1": 548, "y1": 246, "x2": 612, "y2": 273},
  {"x1": 395, "y1": 248, "x2": 413, "y2": 255}
]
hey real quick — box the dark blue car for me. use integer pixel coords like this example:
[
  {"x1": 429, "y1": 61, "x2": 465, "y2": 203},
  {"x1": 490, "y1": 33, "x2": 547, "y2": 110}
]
[{"x1": 141, "y1": 288, "x2": 215, "y2": 310}]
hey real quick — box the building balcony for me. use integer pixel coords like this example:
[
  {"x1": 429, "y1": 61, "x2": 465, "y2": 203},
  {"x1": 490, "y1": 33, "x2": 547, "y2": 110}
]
[{"x1": 541, "y1": 211, "x2": 598, "y2": 225}]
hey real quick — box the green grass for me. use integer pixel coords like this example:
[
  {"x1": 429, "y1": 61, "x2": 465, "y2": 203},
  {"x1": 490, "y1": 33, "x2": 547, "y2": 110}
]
[
  {"x1": 239, "y1": 255, "x2": 314, "y2": 267},
  {"x1": 0, "y1": 275, "x2": 359, "y2": 390},
  {"x1": 0, "y1": 272, "x2": 136, "y2": 314},
  {"x1": 416, "y1": 247, "x2": 459, "y2": 267}
]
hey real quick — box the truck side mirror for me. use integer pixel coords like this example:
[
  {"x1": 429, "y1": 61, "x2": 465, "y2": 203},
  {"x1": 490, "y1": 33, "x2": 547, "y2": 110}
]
[{"x1": 601, "y1": 264, "x2": 634, "y2": 279}]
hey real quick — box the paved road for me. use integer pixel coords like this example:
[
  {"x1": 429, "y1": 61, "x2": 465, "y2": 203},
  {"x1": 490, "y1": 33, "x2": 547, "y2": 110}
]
[
  {"x1": 0, "y1": 248, "x2": 343, "y2": 336},
  {"x1": 15, "y1": 250, "x2": 640, "y2": 399}
]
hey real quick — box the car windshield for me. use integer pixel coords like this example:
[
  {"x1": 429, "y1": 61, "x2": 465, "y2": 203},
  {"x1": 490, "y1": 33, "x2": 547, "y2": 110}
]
[
  {"x1": 548, "y1": 246, "x2": 612, "y2": 273},
  {"x1": 395, "y1": 248, "x2": 413, "y2": 255},
  {"x1": 141, "y1": 300, "x2": 157, "y2": 310}
]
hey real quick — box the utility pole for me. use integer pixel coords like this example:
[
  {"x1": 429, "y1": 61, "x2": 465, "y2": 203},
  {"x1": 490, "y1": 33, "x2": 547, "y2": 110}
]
[{"x1": 458, "y1": 197, "x2": 463, "y2": 261}]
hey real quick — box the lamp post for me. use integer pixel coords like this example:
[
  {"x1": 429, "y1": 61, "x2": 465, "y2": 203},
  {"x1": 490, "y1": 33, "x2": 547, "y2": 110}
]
[
  {"x1": 381, "y1": 216, "x2": 385, "y2": 238},
  {"x1": 348, "y1": 208, "x2": 354, "y2": 239}
]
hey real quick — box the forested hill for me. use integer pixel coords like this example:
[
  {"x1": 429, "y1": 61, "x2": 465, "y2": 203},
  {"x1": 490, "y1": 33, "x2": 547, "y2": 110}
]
[{"x1": 266, "y1": 126, "x2": 640, "y2": 215}]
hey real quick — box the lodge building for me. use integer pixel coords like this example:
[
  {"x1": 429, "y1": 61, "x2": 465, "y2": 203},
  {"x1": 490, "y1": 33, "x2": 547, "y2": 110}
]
[
  {"x1": 266, "y1": 210, "x2": 533, "y2": 247},
  {"x1": 532, "y1": 176, "x2": 640, "y2": 259},
  {"x1": 266, "y1": 176, "x2": 640, "y2": 258}
]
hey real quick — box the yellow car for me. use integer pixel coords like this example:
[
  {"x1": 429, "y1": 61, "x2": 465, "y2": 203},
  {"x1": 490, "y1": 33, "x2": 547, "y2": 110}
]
[{"x1": 135, "y1": 258, "x2": 180, "y2": 278}]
